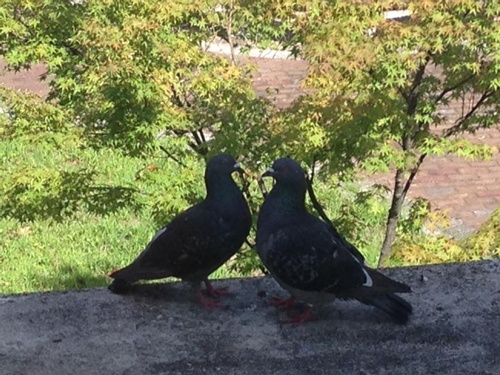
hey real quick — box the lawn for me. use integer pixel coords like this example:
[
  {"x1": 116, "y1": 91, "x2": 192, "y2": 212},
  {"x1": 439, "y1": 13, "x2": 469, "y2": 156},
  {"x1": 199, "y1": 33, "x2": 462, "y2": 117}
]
[
  {"x1": 0, "y1": 137, "x2": 245, "y2": 294},
  {"x1": 0, "y1": 210, "x2": 245, "y2": 294},
  {"x1": 1, "y1": 132, "x2": 392, "y2": 294},
  {"x1": 11, "y1": 130, "x2": 498, "y2": 295},
  {"x1": 2, "y1": 134, "x2": 498, "y2": 295}
]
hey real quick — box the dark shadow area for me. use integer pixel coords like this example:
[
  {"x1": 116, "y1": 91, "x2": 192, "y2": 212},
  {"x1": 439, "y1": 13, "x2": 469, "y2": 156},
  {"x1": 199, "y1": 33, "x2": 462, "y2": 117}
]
[
  {"x1": 30, "y1": 262, "x2": 114, "y2": 292},
  {"x1": 1, "y1": 169, "x2": 144, "y2": 222},
  {"x1": 105, "y1": 276, "x2": 403, "y2": 324}
]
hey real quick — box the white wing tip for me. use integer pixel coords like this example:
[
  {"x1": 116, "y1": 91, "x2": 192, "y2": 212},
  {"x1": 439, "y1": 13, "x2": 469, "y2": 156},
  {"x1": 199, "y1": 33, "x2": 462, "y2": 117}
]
[{"x1": 362, "y1": 268, "x2": 373, "y2": 287}]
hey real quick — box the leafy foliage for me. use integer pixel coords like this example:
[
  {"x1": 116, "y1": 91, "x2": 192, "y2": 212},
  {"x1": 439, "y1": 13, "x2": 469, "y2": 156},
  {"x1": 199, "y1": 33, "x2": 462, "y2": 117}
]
[
  {"x1": 0, "y1": 87, "x2": 75, "y2": 141},
  {"x1": 391, "y1": 235, "x2": 468, "y2": 265},
  {"x1": 463, "y1": 208, "x2": 500, "y2": 260},
  {"x1": 0, "y1": 0, "x2": 274, "y2": 157},
  {"x1": 264, "y1": 0, "x2": 500, "y2": 264},
  {"x1": 391, "y1": 202, "x2": 500, "y2": 266}
]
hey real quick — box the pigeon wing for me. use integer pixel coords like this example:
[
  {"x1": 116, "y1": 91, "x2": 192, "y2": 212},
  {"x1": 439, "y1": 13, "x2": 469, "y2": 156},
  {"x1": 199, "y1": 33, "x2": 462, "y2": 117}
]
[
  {"x1": 264, "y1": 215, "x2": 370, "y2": 295},
  {"x1": 119, "y1": 202, "x2": 235, "y2": 281}
]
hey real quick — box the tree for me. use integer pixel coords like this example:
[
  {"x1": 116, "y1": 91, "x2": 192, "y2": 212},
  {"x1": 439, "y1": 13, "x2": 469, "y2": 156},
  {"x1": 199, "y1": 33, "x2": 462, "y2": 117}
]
[
  {"x1": 0, "y1": 0, "x2": 280, "y2": 159},
  {"x1": 2, "y1": 0, "x2": 499, "y2": 272},
  {"x1": 0, "y1": 0, "x2": 288, "y2": 280},
  {"x1": 268, "y1": 0, "x2": 500, "y2": 266}
]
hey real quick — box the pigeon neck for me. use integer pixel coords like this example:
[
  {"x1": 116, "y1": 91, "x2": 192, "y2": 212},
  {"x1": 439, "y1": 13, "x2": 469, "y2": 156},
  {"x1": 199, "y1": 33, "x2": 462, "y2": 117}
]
[
  {"x1": 267, "y1": 183, "x2": 306, "y2": 214},
  {"x1": 205, "y1": 173, "x2": 240, "y2": 200}
]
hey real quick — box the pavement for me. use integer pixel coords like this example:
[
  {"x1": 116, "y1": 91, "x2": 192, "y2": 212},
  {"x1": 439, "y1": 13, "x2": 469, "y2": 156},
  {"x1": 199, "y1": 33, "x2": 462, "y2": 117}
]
[{"x1": 1, "y1": 260, "x2": 499, "y2": 375}]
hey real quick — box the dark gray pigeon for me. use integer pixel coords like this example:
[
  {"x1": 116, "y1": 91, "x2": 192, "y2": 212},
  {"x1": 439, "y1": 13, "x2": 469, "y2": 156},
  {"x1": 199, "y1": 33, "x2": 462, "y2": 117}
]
[
  {"x1": 256, "y1": 157, "x2": 412, "y2": 324},
  {"x1": 109, "y1": 154, "x2": 252, "y2": 308}
]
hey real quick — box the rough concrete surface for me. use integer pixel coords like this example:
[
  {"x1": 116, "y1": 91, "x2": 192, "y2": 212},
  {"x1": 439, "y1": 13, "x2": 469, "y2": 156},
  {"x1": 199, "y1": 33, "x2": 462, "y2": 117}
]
[{"x1": 1, "y1": 260, "x2": 499, "y2": 375}]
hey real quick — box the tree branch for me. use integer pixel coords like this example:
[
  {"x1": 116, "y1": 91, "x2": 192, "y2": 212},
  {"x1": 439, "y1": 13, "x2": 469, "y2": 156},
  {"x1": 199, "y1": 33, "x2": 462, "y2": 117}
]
[
  {"x1": 198, "y1": 129, "x2": 206, "y2": 143},
  {"x1": 191, "y1": 130, "x2": 203, "y2": 146},
  {"x1": 239, "y1": 171, "x2": 255, "y2": 212},
  {"x1": 306, "y1": 173, "x2": 334, "y2": 229},
  {"x1": 257, "y1": 178, "x2": 268, "y2": 199},
  {"x1": 406, "y1": 54, "x2": 432, "y2": 116},
  {"x1": 226, "y1": 0, "x2": 237, "y2": 66},
  {"x1": 409, "y1": 54, "x2": 431, "y2": 96},
  {"x1": 239, "y1": 170, "x2": 251, "y2": 200},
  {"x1": 402, "y1": 153, "x2": 427, "y2": 198},
  {"x1": 245, "y1": 239, "x2": 255, "y2": 248},
  {"x1": 398, "y1": 54, "x2": 434, "y2": 153},
  {"x1": 443, "y1": 90, "x2": 496, "y2": 138},
  {"x1": 159, "y1": 146, "x2": 188, "y2": 168},
  {"x1": 171, "y1": 86, "x2": 191, "y2": 109},
  {"x1": 398, "y1": 87, "x2": 409, "y2": 102},
  {"x1": 309, "y1": 157, "x2": 317, "y2": 185},
  {"x1": 403, "y1": 89, "x2": 496, "y2": 209},
  {"x1": 434, "y1": 74, "x2": 476, "y2": 104},
  {"x1": 402, "y1": 133, "x2": 413, "y2": 151},
  {"x1": 378, "y1": 168, "x2": 406, "y2": 267},
  {"x1": 305, "y1": 156, "x2": 336, "y2": 226}
]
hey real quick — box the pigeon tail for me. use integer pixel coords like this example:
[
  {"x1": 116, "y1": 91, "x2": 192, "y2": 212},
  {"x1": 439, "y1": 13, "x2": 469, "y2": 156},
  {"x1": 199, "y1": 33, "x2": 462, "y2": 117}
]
[
  {"x1": 108, "y1": 278, "x2": 130, "y2": 294},
  {"x1": 108, "y1": 264, "x2": 136, "y2": 281},
  {"x1": 356, "y1": 293, "x2": 413, "y2": 324},
  {"x1": 365, "y1": 267, "x2": 412, "y2": 294},
  {"x1": 107, "y1": 266, "x2": 136, "y2": 294},
  {"x1": 107, "y1": 264, "x2": 173, "y2": 294}
]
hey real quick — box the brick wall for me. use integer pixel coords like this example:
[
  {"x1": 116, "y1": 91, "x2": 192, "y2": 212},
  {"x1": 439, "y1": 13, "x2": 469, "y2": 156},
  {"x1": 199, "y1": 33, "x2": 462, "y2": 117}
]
[
  {"x1": 247, "y1": 57, "x2": 500, "y2": 236},
  {"x1": 1, "y1": 56, "x2": 499, "y2": 236},
  {"x1": 0, "y1": 59, "x2": 49, "y2": 97},
  {"x1": 243, "y1": 57, "x2": 308, "y2": 108}
]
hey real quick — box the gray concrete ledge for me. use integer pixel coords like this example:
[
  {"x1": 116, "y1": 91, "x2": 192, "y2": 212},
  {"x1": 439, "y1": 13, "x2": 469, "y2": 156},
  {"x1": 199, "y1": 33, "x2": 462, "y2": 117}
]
[{"x1": 1, "y1": 260, "x2": 499, "y2": 375}]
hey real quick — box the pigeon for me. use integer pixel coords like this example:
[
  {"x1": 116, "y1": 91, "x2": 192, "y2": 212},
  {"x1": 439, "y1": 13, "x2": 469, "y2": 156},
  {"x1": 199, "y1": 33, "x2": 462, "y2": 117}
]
[
  {"x1": 108, "y1": 154, "x2": 252, "y2": 308},
  {"x1": 256, "y1": 157, "x2": 413, "y2": 324}
]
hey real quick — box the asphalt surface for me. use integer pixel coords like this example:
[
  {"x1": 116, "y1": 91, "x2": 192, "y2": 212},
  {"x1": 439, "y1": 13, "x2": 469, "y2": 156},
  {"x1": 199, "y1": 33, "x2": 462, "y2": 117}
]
[{"x1": 1, "y1": 260, "x2": 499, "y2": 375}]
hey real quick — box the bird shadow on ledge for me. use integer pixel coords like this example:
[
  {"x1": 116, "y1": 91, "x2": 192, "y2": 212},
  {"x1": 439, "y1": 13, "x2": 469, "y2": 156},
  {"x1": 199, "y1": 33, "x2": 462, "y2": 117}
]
[
  {"x1": 106, "y1": 279, "x2": 239, "y2": 310},
  {"x1": 106, "y1": 276, "x2": 415, "y2": 325}
]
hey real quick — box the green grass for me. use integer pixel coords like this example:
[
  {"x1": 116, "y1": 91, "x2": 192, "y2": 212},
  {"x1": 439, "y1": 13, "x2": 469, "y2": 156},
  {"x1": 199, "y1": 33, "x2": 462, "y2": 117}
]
[
  {"x1": 0, "y1": 136, "x2": 242, "y2": 295},
  {"x1": 0, "y1": 134, "x2": 392, "y2": 295},
  {"x1": 0, "y1": 135, "x2": 435, "y2": 295},
  {"x1": 0, "y1": 210, "x2": 241, "y2": 294},
  {"x1": 1, "y1": 211, "x2": 144, "y2": 293},
  {"x1": 3, "y1": 132, "x2": 498, "y2": 296}
]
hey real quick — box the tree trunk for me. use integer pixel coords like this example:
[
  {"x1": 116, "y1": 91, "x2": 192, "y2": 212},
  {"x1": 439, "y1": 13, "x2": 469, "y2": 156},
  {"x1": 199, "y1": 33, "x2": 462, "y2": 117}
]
[
  {"x1": 378, "y1": 168, "x2": 407, "y2": 267},
  {"x1": 376, "y1": 56, "x2": 430, "y2": 267}
]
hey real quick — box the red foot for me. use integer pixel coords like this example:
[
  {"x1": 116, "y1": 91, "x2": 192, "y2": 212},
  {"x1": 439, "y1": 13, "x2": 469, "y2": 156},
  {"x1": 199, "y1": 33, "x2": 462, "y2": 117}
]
[
  {"x1": 270, "y1": 296, "x2": 296, "y2": 308},
  {"x1": 282, "y1": 307, "x2": 314, "y2": 325},
  {"x1": 196, "y1": 291, "x2": 224, "y2": 310},
  {"x1": 204, "y1": 280, "x2": 231, "y2": 298}
]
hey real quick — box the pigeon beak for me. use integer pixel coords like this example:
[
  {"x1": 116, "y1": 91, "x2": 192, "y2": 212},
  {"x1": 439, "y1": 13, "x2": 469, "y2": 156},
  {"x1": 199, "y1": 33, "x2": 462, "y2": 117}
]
[
  {"x1": 233, "y1": 162, "x2": 246, "y2": 175},
  {"x1": 261, "y1": 167, "x2": 275, "y2": 178}
]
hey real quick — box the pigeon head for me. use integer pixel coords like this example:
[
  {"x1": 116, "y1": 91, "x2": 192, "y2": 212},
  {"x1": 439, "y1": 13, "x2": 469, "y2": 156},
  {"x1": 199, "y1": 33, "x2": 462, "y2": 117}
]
[
  {"x1": 205, "y1": 154, "x2": 244, "y2": 177},
  {"x1": 205, "y1": 154, "x2": 245, "y2": 199},
  {"x1": 259, "y1": 157, "x2": 307, "y2": 216},
  {"x1": 262, "y1": 157, "x2": 307, "y2": 190}
]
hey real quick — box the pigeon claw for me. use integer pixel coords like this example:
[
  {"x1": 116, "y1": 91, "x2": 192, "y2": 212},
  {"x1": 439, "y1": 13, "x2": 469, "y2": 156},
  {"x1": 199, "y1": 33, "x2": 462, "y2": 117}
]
[
  {"x1": 204, "y1": 280, "x2": 231, "y2": 298},
  {"x1": 281, "y1": 307, "x2": 314, "y2": 325},
  {"x1": 270, "y1": 296, "x2": 296, "y2": 308},
  {"x1": 197, "y1": 291, "x2": 225, "y2": 310}
]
